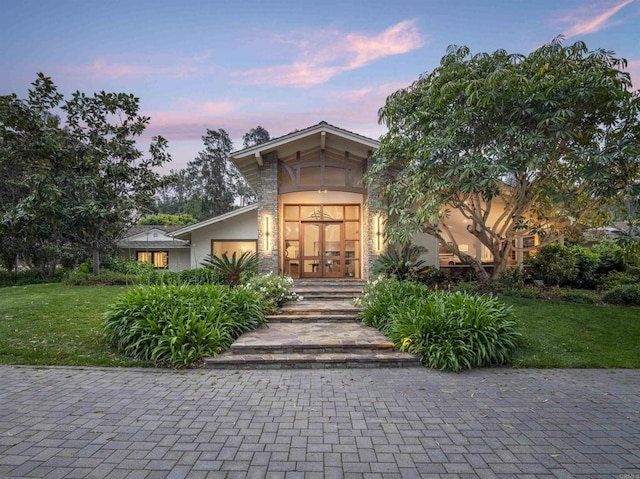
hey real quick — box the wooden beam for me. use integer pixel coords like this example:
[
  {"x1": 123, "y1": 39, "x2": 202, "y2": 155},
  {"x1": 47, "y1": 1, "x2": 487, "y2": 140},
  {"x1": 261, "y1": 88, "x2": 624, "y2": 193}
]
[
  {"x1": 255, "y1": 151, "x2": 263, "y2": 166},
  {"x1": 320, "y1": 131, "x2": 326, "y2": 150}
]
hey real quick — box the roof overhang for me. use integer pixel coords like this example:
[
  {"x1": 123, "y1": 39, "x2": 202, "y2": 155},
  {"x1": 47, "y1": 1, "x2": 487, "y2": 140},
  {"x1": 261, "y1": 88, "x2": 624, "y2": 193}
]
[
  {"x1": 171, "y1": 204, "x2": 259, "y2": 239},
  {"x1": 229, "y1": 122, "x2": 380, "y2": 192}
]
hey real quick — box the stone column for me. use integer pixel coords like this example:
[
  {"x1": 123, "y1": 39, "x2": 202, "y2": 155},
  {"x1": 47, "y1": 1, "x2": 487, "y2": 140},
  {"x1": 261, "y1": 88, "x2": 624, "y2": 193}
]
[
  {"x1": 256, "y1": 153, "x2": 279, "y2": 274},
  {"x1": 364, "y1": 156, "x2": 385, "y2": 280}
]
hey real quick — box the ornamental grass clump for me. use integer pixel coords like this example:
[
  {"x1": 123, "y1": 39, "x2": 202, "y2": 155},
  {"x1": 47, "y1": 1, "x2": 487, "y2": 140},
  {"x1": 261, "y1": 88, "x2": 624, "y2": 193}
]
[
  {"x1": 103, "y1": 284, "x2": 265, "y2": 368},
  {"x1": 358, "y1": 277, "x2": 520, "y2": 371}
]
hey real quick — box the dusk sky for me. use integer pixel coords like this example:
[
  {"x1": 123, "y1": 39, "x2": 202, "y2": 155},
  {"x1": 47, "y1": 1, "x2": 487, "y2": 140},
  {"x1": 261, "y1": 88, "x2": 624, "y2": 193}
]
[{"x1": 1, "y1": 0, "x2": 639, "y2": 172}]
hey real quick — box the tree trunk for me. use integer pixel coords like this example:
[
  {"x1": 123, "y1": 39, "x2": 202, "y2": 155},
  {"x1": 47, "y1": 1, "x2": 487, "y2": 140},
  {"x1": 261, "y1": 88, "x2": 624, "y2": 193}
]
[
  {"x1": 92, "y1": 248, "x2": 100, "y2": 276},
  {"x1": 466, "y1": 256, "x2": 490, "y2": 284}
]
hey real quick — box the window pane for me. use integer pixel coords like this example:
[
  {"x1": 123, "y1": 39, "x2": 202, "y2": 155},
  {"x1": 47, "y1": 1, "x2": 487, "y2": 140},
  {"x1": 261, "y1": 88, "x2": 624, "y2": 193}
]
[
  {"x1": 323, "y1": 205, "x2": 343, "y2": 220},
  {"x1": 345, "y1": 205, "x2": 359, "y2": 220},
  {"x1": 345, "y1": 241, "x2": 359, "y2": 259},
  {"x1": 301, "y1": 205, "x2": 321, "y2": 220},
  {"x1": 212, "y1": 241, "x2": 257, "y2": 257},
  {"x1": 284, "y1": 240, "x2": 299, "y2": 259},
  {"x1": 154, "y1": 252, "x2": 168, "y2": 269},
  {"x1": 284, "y1": 222, "x2": 299, "y2": 240},
  {"x1": 137, "y1": 252, "x2": 152, "y2": 264},
  {"x1": 345, "y1": 222, "x2": 359, "y2": 240},
  {"x1": 284, "y1": 205, "x2": 299, "y2": 221}
]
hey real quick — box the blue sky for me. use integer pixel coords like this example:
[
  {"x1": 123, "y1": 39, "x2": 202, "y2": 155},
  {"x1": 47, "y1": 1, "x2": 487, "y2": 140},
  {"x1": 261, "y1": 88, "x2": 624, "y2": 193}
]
[{"x1": 1, "y1": 0, "x2": 639, "y2": 171}]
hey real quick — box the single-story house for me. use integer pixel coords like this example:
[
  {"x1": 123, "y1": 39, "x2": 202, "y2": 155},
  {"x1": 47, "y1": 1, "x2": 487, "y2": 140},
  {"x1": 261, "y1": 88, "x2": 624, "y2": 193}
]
[
  {"x1": 120, "y1": 122, "x2": 537, "y2": 277},
  {"x1": 117, "y1": 225, "x2": 191, "y2": 271}
]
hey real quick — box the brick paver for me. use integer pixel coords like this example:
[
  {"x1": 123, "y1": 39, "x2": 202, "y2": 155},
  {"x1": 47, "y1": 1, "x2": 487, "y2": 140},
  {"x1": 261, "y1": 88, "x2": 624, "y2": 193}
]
[{"x1": 0, "y1": 366, "x2": 638, "y2": 478}]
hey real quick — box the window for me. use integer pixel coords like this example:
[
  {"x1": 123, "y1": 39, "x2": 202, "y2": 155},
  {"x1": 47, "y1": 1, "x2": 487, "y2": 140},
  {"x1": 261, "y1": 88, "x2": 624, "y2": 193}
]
[
  {"x1": 211, "y1": 240, "x2": 257, "y2": 258},
  {"x1": 136, "y1": 251, "x2": 168, "y2": 269}
]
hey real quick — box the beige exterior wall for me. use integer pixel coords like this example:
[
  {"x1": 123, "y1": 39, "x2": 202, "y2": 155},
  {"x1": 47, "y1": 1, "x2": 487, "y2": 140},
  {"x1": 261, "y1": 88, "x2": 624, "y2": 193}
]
[
  {"x1": 188, "y1": 211, "x2": 258, "y2": 268},
  {"x1": 119, "y1": 248, "x2": 191, "y2": 272}
]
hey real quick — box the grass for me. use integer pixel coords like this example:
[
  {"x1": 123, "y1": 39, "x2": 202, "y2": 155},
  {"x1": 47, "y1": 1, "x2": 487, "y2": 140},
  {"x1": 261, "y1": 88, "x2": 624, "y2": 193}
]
[
  {"x1": 506, "y1": 297, "x2": 640, "y2": 368},
  {"x1": 0, "y1": 283, "x2": 638, "y2": 368},
  {"x1": 0, "y1": 283, "x2": 151, "y2": 367}
]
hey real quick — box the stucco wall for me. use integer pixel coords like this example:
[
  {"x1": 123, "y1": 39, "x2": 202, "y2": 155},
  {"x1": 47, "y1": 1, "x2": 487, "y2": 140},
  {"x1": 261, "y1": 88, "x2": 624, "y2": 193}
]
[{"x1": 188, "y1": 210, "x2": 258, "y2": 268}]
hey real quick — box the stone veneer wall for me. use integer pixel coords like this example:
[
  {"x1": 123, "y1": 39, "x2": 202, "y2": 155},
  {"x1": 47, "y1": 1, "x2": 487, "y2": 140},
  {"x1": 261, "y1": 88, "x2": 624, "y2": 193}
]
[
  {"x1": 256, "y1": 153, "x2": 279, "y2": 274},
  {"x1": 365, "y1": 156, "x2": 384, "y2": 279}
]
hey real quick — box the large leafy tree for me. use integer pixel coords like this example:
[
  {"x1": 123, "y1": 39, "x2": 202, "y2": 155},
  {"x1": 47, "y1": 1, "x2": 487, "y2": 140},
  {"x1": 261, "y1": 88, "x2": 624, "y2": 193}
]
[
  {"x1": 368, "y1": 37, "x2": 640, "y2": 282},
  {"x1": 155, "y1": 125, "x2": 269, "y2": 214},
  {"x1": 183, "y1": 128, "x2": 236, "y2": 219},
  {"x1": 0, "y1": 74, "x2": 171, "y2": 276}
]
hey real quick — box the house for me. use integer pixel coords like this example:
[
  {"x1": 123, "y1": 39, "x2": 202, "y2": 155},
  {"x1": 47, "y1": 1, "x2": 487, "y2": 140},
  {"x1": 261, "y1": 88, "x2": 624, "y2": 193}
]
[
  {"x1": 121, "y1": 122, "x2": 536, "y2": 277},
  {"x1": 117, "y1": 225, "x2": 191, "y2": 271}
]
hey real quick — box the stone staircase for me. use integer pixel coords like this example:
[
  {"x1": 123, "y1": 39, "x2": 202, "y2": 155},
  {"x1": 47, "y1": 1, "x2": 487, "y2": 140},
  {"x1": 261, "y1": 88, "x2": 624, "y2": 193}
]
[{"x1": 204, "y1": 279, "x2": 421, "y2": 369}]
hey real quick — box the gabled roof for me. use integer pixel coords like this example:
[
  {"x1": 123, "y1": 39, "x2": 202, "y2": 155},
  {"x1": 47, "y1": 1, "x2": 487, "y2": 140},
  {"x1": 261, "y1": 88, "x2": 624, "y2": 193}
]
[
  {"x1": 230, "y1": 121, "x2": 380, "y2": 191},
  {"x1": 171, "y1": 204, "x2": 258, "y2": 239},
  {"x1": 117, "y1": 225, "x2": 190, "y2": 249}
]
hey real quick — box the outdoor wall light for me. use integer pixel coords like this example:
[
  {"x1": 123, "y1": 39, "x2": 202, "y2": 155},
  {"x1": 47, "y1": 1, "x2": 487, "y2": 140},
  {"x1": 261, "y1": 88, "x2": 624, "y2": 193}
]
[
  {"x1": 264, "y1": 215, "x2": 271, "y2": 251},
  {"x1": 374, "y1": 214, "x2": 384, "y2": 252}
]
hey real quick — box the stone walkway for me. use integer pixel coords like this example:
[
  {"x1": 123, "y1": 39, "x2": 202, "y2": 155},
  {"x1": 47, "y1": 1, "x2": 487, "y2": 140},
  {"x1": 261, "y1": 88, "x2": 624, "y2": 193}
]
[{"x1": 1, "y1": 365, "x2": 639, "y2": 478}]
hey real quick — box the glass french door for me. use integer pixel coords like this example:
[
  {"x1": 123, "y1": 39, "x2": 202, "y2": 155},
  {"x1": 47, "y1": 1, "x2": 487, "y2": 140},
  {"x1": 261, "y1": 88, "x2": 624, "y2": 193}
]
[
  {"x1": 283, "y1": 204, "x2": 361, "y2": 279},
  {"x1": 301, "y1": 222, "x2": 343, "y2": 278}
]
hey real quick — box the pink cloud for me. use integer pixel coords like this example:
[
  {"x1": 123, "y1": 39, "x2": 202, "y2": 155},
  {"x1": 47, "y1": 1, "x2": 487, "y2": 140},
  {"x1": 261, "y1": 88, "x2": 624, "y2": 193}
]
[
  {"x1": 61, "y1": 52, "x2": 213, "y2": 80},
  {"x1": 555, "y1": 0, "x2": 636, "y2": 37},
  {"x1": 238, "y1": 20, "x2": 424, "y2": 87}
]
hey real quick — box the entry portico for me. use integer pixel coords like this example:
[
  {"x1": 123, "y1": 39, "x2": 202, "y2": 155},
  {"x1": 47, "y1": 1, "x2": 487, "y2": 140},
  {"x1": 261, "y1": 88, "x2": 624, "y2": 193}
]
[{"x1": 230, "y1": 121, "x2": 383, "y2": 279}]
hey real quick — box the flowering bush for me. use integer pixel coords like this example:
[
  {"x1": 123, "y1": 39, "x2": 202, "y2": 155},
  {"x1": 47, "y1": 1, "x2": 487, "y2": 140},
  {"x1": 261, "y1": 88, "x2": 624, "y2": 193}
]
[{"x1": 240, "y1": 273, "x2": 300, "y2": 314}]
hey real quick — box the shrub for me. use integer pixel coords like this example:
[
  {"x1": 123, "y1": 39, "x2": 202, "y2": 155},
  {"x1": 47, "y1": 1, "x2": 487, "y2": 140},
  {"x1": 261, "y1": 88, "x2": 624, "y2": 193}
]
[
  {"x1": 0, "y1": 268, "x2": 66, "y2": 288},
  {"x1": 179, "y1": 268, "x2": 226, "y2": 285},
  {"x1": 102, "y1": 256, "x2": 155, "y2": 275},
  {"x1": 529, "y1": 244, "x2": 578, "y2": 286},
  {"x1": 603, "y1": 284, "x2": 640, "y2": 306},
  {"x1": 448, "y1": 282, "x2": 481, "y2": 295},
  {"x1": 240, "y1": 273, "x2": 299, "y2": 314},
  {"x1": 103, "y1": 284, "x2": 266, "y2": 367},
  {"x1": 571, "y1": 246, "x2": 600, "y2": 289},
  {"x1": 357, "y1": 276, "x2": 426, "y2": 331},
  {"x1": 372, "y1": 244, "x2": 435, "y2": 283},
  {"x1": 386, "y1": 291, "x2": 520, "y2": 372},
  {"x1": 63, "y1": 270, "x2": 131, "y2": 286},
  {"x1": 497, "y1": 268, "x2": 529, "y2": 290},
  {"x1": 597, "y1": 271, "x2": 639, "y2": 291},
  {"x1": 358, "y1": 278, "x2": 520, "y2": 371},
  {"x1": 201, "y1": 252, "x2": 257, "y2": 286},
  {"x1": 498, "y1": 287, "x2": 542, "y2": 299},
  {"x1": 560, "y1": 290, "x2": 597, "y2": 304}
]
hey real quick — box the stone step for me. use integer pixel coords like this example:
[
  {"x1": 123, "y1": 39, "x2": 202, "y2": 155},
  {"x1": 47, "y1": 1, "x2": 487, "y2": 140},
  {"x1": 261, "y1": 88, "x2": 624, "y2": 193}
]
[
  {"x1": 203, "y1": 351, "x2": 421, "y2": 369},
  {"x1": 227, "y1": 322, "x2": 394, "y2": 355},
  {"x1": 266, "y1": 314, "x2": 358, "y2": 323},
  {"x1": 279, "y1": 300, "x2": 358, "y2": 314}
]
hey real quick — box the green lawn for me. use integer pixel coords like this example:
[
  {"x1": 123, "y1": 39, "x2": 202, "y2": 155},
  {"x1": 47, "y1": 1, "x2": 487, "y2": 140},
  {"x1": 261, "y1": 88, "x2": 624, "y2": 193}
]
[
  {"x1": 505, "y1": 297, "x2": 640, "y2": 368},
  {"x1": 0, "y1": 283, "x2": 638, "y2": 368},
  {"x1": 0, "y1": 283, "x2": 151, "y2": 367}
]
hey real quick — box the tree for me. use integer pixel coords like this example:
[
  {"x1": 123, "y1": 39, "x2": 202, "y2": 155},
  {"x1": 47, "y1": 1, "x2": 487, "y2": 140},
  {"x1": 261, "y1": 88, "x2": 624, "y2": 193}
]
[
  {"x1": 242, "y1": 125, "x2": 270, "y2": 148},
  {"x1": 183, "y1": 128, "x2": 236, "y2": 218},
  {"x1": 139, "y1": 213, "x2": 198, "y2": 225},
  {"x1": 0, "y1": 74, "x2": 171, "y2": 276},
  {"x1": 368, "y1": 37, "x2": 640, "y2": 282}
]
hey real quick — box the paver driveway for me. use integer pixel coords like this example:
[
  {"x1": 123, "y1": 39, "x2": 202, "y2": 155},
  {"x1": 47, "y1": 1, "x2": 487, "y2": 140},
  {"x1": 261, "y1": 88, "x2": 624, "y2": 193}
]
[{"x1": 0, "y1": 366, "x2": 638, "y2": 478}]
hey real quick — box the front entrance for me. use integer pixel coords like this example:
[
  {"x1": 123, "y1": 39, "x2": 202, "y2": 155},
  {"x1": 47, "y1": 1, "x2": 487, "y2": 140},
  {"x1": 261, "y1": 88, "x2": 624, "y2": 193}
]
[{"x1": 283, "y1": 204, "x2": 361, "y2": 279}]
